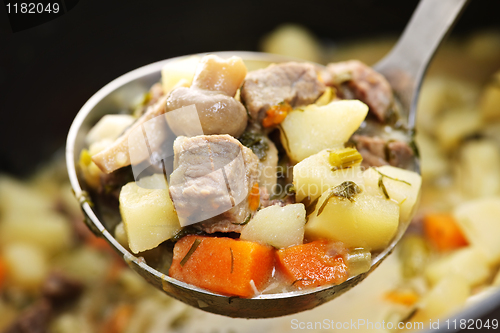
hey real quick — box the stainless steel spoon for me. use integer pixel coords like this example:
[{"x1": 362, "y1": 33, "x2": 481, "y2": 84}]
[{"x1": 66, "y1": 0, "x2": 468, "y2": 318}]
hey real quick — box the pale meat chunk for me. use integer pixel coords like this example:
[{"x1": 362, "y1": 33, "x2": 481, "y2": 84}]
[
  {"x1": 240, "y1": 62, "x2": 325, "y2": 120},
  {"x1": 169, "y1": 135, "x2": 259, "y2": 233}
]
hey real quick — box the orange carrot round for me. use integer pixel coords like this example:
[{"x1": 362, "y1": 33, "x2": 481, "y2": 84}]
[
  {"x1": 169, "y1": 235, "x2": 274, "y2": 297},
  {"x1": 423, "y1": 213, "x2": 468, "y2": 252},
  {"x1": 276, "y1": 240, "x2": 348, "y2": 289}
]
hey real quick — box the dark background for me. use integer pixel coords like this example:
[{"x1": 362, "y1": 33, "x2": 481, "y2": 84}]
[
  {"x1": 0, "y1": 0, "x2": 499, "y2": 329},
  {"x1": 0, "y1": 0, "x2": 499, "y2": 176}
]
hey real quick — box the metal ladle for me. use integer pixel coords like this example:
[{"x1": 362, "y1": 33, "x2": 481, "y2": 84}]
[{"x1": 66, "y1": 0, "x2": 468, "y2": 318}]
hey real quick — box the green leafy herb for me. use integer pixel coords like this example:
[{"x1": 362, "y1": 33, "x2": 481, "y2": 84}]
[
  {"x1": 378, "y1": 176, "x2": 390, "y2": 199},
  {"x1": 238, "y1": 131, "x2": 269, "y2": 161},
  {"x1": 375, "y1": 169, "x2": 411, "y2": 186},
  {"x1": 171, "y1": 226, "x2": 206, "y2": 242},
  {"x1": 291, "y1": 278, "x2": 315, "y2": 286},
  {"x1": 278, "y1": 125, "x2": 291, "y2": 154},
  {"x1": 317, "y1": 181, "x2": 362, "y2": 216},
  {"x1": 232, "y1": 214, "x2": 251, "y2": 226},
  {"x1": 180, "y1": 239, "x2": 202, "y2": 267},
  {"x1": 301, "y1": 196, "x2": 320, "y2": 218},
  {"x1": 409, "y1": 129, "x2": 420, "y2": 158},
  {"x1": 230, "y1": 248, "x2": 234, "y2": 274}
]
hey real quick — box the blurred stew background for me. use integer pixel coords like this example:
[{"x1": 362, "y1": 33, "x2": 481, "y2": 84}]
[{"x1": 1, "y1": 0, "x2": 500, "y2": 332}]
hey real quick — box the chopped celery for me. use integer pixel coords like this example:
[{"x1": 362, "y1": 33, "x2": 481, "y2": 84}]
[
  {"x1": 329, "y1": 148, "x2": 363, "y2": 170},
  {"x1": 398, "y1": 235, "x2": 430, "y2": 279},
  {"x1": 346, "y1": 248, "x2": 371, "y2": 277}
]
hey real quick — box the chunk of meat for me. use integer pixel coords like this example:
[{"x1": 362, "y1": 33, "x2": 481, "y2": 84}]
[
  {"x1": 165, "y1": 55, "x2": 248, "y2": 138},
  {"x1": 323, "y1": 60, "x2": 393, "y2": 122},
  {"x1": 92, "y1": 95, "x2": 169, "y2": 174},
  {"x1": 41, "y1": 272, "x2": 84, "y2": 304},
  {"x1": 169, "y1": 135, "x2": 259, "y2": 232},
  {"x1": 240, "y1": 62, "x2": 325, "y2": 121},
  {"x1": 352, "y1": 134, "x2": 414, "y2": 169},
  {"x1": 3, "y1": 300, "x2": 52, "y2": 333}
]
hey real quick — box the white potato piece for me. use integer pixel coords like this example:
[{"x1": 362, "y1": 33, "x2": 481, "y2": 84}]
[
  {"x1": 293, "y1": 149, "x2": 364, "y2": 202},
  {"x1": 0, "y1": 211, "x2": 72, "y2": 256},
  {"x1": 305, "y1": 190, "x2": 399, "y2": 251},
  {"x1": 161, "y1": 56, "x2": 201, "y2": 93},
  {"x1": 3, "y1": 243, "x2": 49, "y2": 290},
  {"x1": 412, "y1": 275, "x2": 470, "y2": 322},
  {"x1": 119, "y1": 174, "x2": 181, "y2": 253},
  {"x1": 261, "y1": 24, "x2": 323, "y2": 63},
  {"x1": 435, "y1": 108, "x2": 482, "y2": 150},
  {"x1": 0, "y1": 176, "x2": 53, "y2": 216},
  {"x1": 85, "y1": 114, "x2": 135, "y2": 146},
  {"x1": 280, "y1": 100, "x2": 368, "y2": 162},
  {"x1": 240, "y1": 204, "x2": 306, "y2": 249},
  {"x1": 454, "y1": 197, "x2": 500, "y2": 264},
  {"x1": 55, "y1": 248, "x2": 110, "y2": 285},
  {"x1": 456, "y1": 140, "x2": 500, "y2": 199},
  {"x1": 363, "y1": 166, "x2": 422, "y2": 222},
  {"x1": 114, "y1": 222, "x2": 129, "y2": 250},
  {"x1": 425, "y1": 247, "x2": 491, "y2": 287}
]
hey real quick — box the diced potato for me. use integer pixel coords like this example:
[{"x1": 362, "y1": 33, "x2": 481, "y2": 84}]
[
  {"x1": 240, "y1": 204, "x2": 306, "y2": 249},
  {"x1": 305, "y1": 191, "x2": 399, "y2": 251},
  {"x1": 363, "y1": 166, "x2": 422, "y2": 222},
  {"x1": 55, "y1": 248, "x2": 110, "y2": 285},
  {"x1": 412, "y1": 275, "x2": 470, "y2": 322},
  {"x1": 0, "y1": 211, "x2": 72, "y2": 256},
  {"x1": 114, "y1": 222, "x2": 129, "y2": 250},
  {"x1": 161, "y1": 56, "x2": 201, "y2": 93},
  {"x1": 260, "y1": 24, "x2": 323, "y2": 63},
  {"x1": 85, "y1": 114, "x2": 135, "y2": 146},
  {"x1": 456, "y1": 140, "x2": 500, "y2": 199},
  {"x1": 3, "y1": 243, "x2": 49, "y2": 290},
  {"x1": 454, "y1": 197, "x2": 500, "y2": 264},
  {"x1": 0, "y1": 176, "x2": 53, "y2": 216},
  {"x1": 415, "y1": 132, "x2": 449, "y2": 180},
  {"x1": 435, "y1": 108, "x2": 483, "y2": 150},
  {"x1": 119, "y1": 174, "x2": 181, "y2": 253},
  {"x1": 280, "y1": 100, "x2": 368, "y2": 162},
  {"x1": 425, "y1": 247, "x2": 491, "y2": 287},
  {"x1": 293, "y1": 149, "x2": 364, "y2": 202},
  {"x1": 480, "y1": 72, "x2": 500, "y2": 121}
]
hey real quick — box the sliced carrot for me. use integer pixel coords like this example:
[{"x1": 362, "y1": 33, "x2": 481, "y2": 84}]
[
  {"x1": 423, "y1": 213, "x2": 468, "y2": 252},
  {"x1": 169, "y1": 235, "x2": 275, "y2": 297},
  {"x1": 101, "y1": 304, "x2": 134, "y2": 333},
  {"x1": 0, "y1": 257, "x2": 6, "y2": 290},
  {"x1": 262, "y1": 102, "x2": 292, "y2": 128},
  {"x1": 276, "y1": 240, "x2": 348, "y2": 289},
  {"x1": 248, "y1": 182, "x2": 260, "y2": 211},
  {"x1": 384, "y1": 289, "x2": 419, "y2": 306}
]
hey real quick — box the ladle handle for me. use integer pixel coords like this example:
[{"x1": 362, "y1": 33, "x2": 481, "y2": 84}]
[{"x1": 375, "y1": 0, "x2": 470, "y2": 128}]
